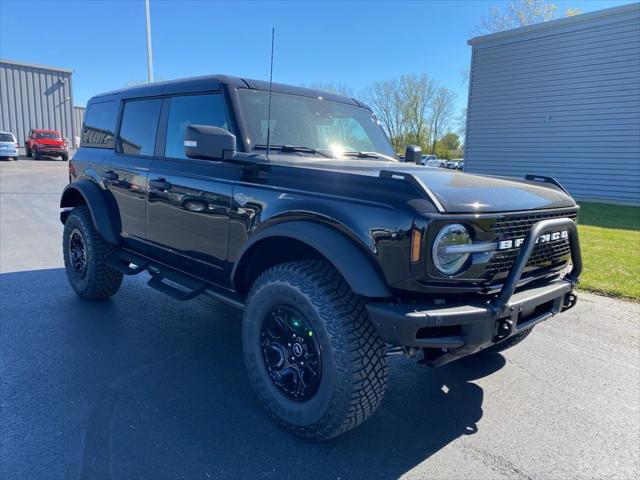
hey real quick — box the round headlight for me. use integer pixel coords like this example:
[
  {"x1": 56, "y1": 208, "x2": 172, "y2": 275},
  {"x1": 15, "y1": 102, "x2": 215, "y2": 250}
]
[{"x1": 432, "y1": 223, "x2": 472, "y2": 276}]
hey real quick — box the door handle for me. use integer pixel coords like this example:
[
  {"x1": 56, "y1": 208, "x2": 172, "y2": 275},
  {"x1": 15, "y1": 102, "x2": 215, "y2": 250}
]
[
  {"x1": 102, "y1": 170, "x2": 118, "y2": 181},
  {"x1": 149, "y1": 178, "x2": 172, "y2": 190}
]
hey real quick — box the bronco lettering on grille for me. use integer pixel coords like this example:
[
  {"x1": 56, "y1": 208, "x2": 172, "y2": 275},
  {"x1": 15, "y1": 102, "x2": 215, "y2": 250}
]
[{"x1": 497, "y1": 230, "x2": 568, "y2": 251}]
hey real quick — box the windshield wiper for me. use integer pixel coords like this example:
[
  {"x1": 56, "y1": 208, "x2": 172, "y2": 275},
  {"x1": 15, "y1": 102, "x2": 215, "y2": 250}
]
[
  {"x1": 342, "y1": 151, "x2": 398, "y2": 161},
  {"x1": 254, "y1": 144, "x2": 334, "y2": 158}
]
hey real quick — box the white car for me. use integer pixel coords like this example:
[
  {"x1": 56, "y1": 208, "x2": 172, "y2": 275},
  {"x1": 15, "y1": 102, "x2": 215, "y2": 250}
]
[
  {"x1": 0, "y1": 131, "x2": 19, "y2": 161},
  {"x1": 425, "y1": 157, "x2": 446, "y2": 168}
]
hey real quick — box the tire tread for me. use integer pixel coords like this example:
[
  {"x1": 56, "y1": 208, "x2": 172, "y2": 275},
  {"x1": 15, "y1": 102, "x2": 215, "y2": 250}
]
[
  {"x1": 63, "y1": 206, "x2": 122, "y2": 300},
  {"x1": 245, "y1": 260, "x2": 388, "y2": 440}
]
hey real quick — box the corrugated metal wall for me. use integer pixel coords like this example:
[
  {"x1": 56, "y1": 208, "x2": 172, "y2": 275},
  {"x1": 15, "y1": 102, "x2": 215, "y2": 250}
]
[
  {"x1": 73, "y1": 106, "x2": 85, "y2": 148},
  {"x1": 0, "y1": 60, "x2": 75, "y2": 147},
  {"x1": 465, "y1": 4, "x2": 640, "y2": 205}
]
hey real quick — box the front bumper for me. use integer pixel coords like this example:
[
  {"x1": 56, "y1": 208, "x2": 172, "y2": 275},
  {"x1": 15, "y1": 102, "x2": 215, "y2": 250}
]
[
  {"x1": 37, "y1": 148, "x2": 67, "y2": 155},
  {"x1": 367, "y1": 217, "x2": 582, "y2": 366}
]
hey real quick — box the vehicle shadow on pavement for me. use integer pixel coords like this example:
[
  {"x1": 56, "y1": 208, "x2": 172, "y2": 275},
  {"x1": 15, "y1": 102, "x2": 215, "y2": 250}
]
[{"x1": 0, "y1": 268, "x2": 505, "y2": 480}]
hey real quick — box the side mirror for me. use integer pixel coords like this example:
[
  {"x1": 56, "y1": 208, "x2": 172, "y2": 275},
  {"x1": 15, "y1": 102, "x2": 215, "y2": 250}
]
[
  {"x1": 185, "y1": 124, "x2": 236, "y2": 161},
  {"x1": 404, "y1": 145, "x2": 421, "y2": 164}
]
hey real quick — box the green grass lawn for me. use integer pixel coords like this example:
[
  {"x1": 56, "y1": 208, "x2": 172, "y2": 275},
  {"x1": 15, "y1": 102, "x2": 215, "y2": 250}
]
[{"x1": 577, "y1": 202, "x2": 640, "y2": 301}]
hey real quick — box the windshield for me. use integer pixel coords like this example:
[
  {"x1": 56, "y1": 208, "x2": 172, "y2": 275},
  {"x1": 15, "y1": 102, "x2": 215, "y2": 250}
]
[
  {"x1": 237, "y1": 89, "x2": 395, "y2": 158},
  {"x1": 0, "y1": 133, "x2": 14, "y2": 142},
  {"x1": 35, "y1": 132, "x2": 61, "y2": 139}
]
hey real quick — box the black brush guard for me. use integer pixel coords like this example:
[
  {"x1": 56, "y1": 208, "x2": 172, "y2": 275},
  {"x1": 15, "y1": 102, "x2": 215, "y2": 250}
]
[{"x1": 366, "y1": 218, "x2": 582, "y2": 367}]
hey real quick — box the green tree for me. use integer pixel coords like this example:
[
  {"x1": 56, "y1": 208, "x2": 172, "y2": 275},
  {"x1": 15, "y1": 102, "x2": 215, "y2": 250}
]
[{"x1": 441, "y1": 132, "x2": 460, "y2": 151}]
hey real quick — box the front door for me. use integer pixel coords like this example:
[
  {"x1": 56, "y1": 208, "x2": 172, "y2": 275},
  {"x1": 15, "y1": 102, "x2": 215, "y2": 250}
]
[{"x1": 145, "y1": 93, "x2": 239, "y2": 286}]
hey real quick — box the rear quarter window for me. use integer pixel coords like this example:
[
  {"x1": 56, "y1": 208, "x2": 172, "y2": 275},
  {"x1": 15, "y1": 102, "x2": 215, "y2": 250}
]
[{"x1": 81, "y1": 100, "x2": 119, "y2": 148}]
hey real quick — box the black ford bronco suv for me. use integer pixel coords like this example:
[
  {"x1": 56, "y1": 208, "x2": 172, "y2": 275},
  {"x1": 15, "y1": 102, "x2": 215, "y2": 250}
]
[{"x1": 60, "y1": 75, "x2": 581, "y2": 440}]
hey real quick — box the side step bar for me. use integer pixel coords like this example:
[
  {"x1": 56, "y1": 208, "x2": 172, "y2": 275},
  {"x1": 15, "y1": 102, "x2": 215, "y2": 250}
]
[
  {"x1": 148, "y1": 270, "x2": 206, "y2": 301},
  {"x1": 107, "y1": 250, "x2": 244, "y2": 308},
  {"x1": 107, "y1": 251, "x2": 149, "y2": 275}
]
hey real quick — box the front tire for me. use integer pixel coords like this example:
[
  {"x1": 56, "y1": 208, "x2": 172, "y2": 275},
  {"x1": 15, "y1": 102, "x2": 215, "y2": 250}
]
[
  {"x1": 63, "y1": 206, "x2": 123, "y2": 300},
  {"x1": 26, "y1": 147, "x2": 31, "y2": 157},
  {"x1": 32, "y1": 149, "x2": 40, "y2": 160},
  {"x1": 243, "y1": 260, "x2": 389, "y2": 441},
  {"x1": 61, "y1": 153, "x2": 68, "y2": 162}
]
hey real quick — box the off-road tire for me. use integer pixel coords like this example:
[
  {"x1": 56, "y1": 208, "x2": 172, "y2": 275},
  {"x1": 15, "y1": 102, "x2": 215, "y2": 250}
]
[
  {"x1": 481, "y1": 328, "x2": 533, "y2": 355},
  {"x1": 32, "y1": 149, "x2": 40, "y2": 160},
  {"x1": 63, "y1": 206, "x2": 123, "y2": 300},
  {"x1": 61, "y1": 154, "x2": 68, "y2": 162},
  {"x1": 243, "y1": 260, "x2": 389, "y2": 441},
  {"x1": 25, "y1": 147, "x2": 31, "y2": 157}
]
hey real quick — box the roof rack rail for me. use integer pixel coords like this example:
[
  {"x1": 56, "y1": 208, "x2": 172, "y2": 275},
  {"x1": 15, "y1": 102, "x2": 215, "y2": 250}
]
[{"x1": 525, "y1": 174, "x2": 570, "y2": 195}]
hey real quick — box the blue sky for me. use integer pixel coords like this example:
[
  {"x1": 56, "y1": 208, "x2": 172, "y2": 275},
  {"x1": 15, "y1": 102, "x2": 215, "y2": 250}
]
[{"x1": 0, "y1": 0, "x2": 631, "y2": 113}]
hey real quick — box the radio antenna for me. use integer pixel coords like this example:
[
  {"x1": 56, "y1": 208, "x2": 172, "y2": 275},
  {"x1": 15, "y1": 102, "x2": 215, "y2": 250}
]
[{"x1": 266, "y1": 27, "x2": 275, "y2": 157}]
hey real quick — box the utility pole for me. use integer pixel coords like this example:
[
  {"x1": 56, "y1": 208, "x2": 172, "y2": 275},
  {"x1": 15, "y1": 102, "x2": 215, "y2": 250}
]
[{"x1": 145, "y1": 0, "x2": 154, "y2": 83}]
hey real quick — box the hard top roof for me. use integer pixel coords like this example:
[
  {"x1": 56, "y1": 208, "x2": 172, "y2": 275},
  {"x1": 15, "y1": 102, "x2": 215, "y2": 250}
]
[{"x1": 89, "y1": 74, "x2": 362, "y2": 107}]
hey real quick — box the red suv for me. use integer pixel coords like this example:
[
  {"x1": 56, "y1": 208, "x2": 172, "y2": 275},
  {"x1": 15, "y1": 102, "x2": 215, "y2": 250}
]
[{"x1": 25, "y1": 129, "x2": 68, "y2": 161}]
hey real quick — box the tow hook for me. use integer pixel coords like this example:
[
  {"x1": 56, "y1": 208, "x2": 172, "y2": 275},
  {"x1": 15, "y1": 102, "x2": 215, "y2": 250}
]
[
  {"x1": 494, "y1": 317, "x2": 514, "y2": 342},
  {"x1": 563, "y1": 292, "x2": 578, "y2": 311}
]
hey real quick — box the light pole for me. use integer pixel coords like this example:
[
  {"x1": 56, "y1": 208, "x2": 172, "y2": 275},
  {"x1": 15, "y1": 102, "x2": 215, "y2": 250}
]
[{"x1": 145, "y1": 0, "x2": 154, "y2": 83}]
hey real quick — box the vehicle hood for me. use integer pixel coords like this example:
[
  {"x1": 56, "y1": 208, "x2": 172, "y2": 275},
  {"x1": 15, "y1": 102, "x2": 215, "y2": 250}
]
[{"x1": 272, "y1": 156, "x2": 576, "y2": 213}]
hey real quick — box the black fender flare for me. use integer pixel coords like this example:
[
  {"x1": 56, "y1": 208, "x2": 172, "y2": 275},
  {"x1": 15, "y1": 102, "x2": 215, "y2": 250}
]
[
  {"x1": 231, "y1": 221, "x2": 392, "y2": 298},
  {"x1": 60, "y1": 180, "x2": 120, "y2": 245}
]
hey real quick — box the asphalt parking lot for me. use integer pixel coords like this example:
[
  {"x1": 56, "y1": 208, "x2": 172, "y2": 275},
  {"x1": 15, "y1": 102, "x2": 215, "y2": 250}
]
[{"x1": 1, "y1": 158, "x2": 639, "y2": 480}]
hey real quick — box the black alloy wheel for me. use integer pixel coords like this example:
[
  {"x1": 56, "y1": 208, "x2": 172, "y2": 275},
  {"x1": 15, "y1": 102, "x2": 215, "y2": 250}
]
[
  {"x1": 260, "y1": 305, "x2": 322, "y2": 401},
  {"x1": 62, "y1": 206, "x2": 123, "y2": 300},
  {"x1": 68, "y1": 228, "x2": 88, "y2": 277}
]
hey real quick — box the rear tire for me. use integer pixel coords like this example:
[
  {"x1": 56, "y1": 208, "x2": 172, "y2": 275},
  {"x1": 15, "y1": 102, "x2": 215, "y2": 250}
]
[
  {"x1": 481, "y1": 328, "x2": 533, "y2": 355},
  {"x1": 63, "y1": 206, "x2": 123, "y2": 300},
  {"x1": 243, "y1": 260, "x2": 389, "y2": 441}
]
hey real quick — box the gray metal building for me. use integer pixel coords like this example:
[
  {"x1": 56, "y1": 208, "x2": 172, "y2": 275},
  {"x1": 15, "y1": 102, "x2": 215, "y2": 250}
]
[
  {"x1": 0, "y1": 59, "x2": 76, "y2": 147},
  {"x1": 73, "y1": 106, "x2": 85, "y2": 147},
  {"x1": 465, "y1": 3, "x2": 640, "y2": 205}
]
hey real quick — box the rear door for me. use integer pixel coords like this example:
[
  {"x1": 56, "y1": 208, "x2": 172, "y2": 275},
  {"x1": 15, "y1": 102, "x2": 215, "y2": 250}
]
[
  {"x1": 99, "y1": 97, "x2": 162, "y2": 250},
  {"x1": 145, "y1": 92, "x2": 239, "y2": 286}
]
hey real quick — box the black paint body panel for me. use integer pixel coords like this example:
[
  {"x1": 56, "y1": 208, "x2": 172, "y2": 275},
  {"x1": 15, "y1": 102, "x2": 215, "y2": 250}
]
[{"x1": 64, "y1": 74, "x2": 579, "y2": 301}]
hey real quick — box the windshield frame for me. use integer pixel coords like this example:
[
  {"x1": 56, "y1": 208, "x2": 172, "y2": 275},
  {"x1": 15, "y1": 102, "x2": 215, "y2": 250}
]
[{"x1": 233, "y1": 87, "x2": 395, "y2": 160}]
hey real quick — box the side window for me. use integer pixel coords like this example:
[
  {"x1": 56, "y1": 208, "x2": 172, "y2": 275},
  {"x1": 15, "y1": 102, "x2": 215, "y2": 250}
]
[
  {"x1": 81, "y1": 100, "x2": 118, "y2": 147},
  {"x1": 164, "y1": 94, "x2": 228, "y2": 159},
  {"x1": 117, "y1": 98, "x2": 162, "y2": 156}
]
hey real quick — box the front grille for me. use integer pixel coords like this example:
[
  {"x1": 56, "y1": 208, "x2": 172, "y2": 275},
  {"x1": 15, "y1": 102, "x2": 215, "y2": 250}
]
[{"x1": 484, "y1": 210, "x2": 578, "y2": 279}]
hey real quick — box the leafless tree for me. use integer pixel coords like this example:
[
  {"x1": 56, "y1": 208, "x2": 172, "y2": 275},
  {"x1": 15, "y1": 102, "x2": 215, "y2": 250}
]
[
  {"x1": 362, "y1": 79, "x2": 408, "y2": 152},
  {"x1": 428, "y1": 87, "x2": 457, "y2": 154},
  {"x1": 474, "y1": 0, "x2": 580, "y2": 35},
  {"x1": 401, "y1": 74, "x2": 437, "y2": 149}
]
